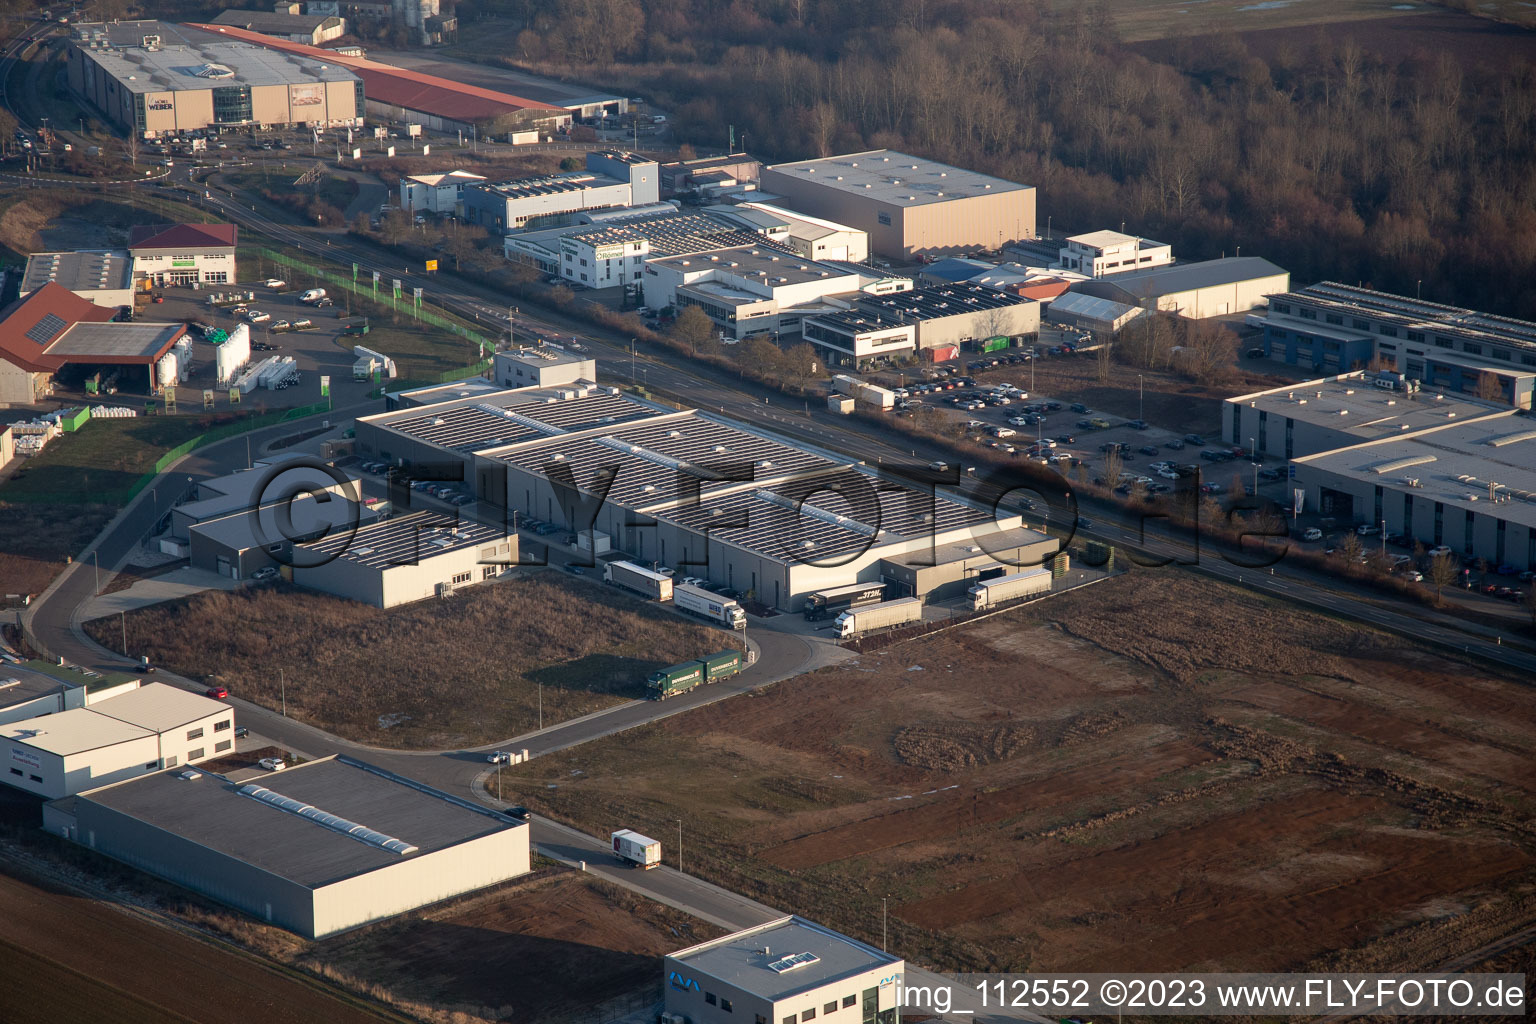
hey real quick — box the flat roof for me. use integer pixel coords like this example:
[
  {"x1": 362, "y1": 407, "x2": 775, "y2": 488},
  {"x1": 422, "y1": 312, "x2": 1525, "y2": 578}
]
[
  {"x1": 180, "y1": 463, "x2": 358, "y2": 521},
  {"x1": 0, "y1": 666, "x2": 71, "y2": 708},
  {"x1": 1273, "y1": 282, "x2": 1536, "y2": 355},
  {"x1": 853, "y1": 283, "x2": 1032, "y2": 323},
  {"x1": 22, "y1": 251, "x2": 133, "y2": 296},
  {"x1": 210, "y1": 10, "x2": 338, "y2": 33},
  {"x1": 670, "y1": 916, "x2": 901, "y2": 1002},
  {"x1": 77, "y1": 755, "x2": 520, "y2": 887},
  {"x1": 476, "y1": 171, "x2": 625, "y2": 200},
  {"x1": 406, "y1": 170, "x2": 487, "y2": 187},
  {"x1": 188, "y1": 493, "x2": 375, "y2": 552},
  {"x1": 765, "y1": 150, "x2": 1031, "y2": 208},
  {"x1": 652, "y1": 246, "x2": 860, "y2": 288},
  {"x1": 1229, "y1": 373, "x2": 1503, "y2": 440},
  {"x1": 3, "y1": 707, "x2": 152, "y2": 757},
  {"x1": 497, "y1": 346, "x2": 590, "y2": 368},
  {"x1": 73, "y1": 32, "x2": 357, "y2": 94},
  {"x1": 45, "y1": 322, "x2": 183, "y2": 362},
  {"x1": 1294, "y1": 411, "x2": 1536, "y2": 531},
  {"x1": 299, "y1": 511, "x2": 506, "y2": 570},
  {"x1": 388, "y1": 378, "x2": 507, "y2": 407},
  {"x1": 91, "y1": 682, "x2": 226, "y2": 733},
  {"x1": 1, "y1": 660, "x2": 139, "y2": 702},
  {"x1": 376, "y1": 389, "x2": 656, "y2": 453},
  {"x1": 1064, "y1": 229, "x2": 1165, "y2": 250},
  {"x1": 1047, "y1": 290, "x2": 1143, "y2": 323}
]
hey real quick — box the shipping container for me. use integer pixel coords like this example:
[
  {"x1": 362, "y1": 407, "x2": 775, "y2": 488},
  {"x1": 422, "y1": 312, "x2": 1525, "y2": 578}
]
[
  {"x1": 982, "y1": 336, "x2": 1010, "y2": 353},
  {"x1": 836, "y1": 597, "x2": 922, "y2": 637},
  {"x1": 700, "y1": 648, "x2": 744, "y2": 682},
  {"x1": 604, "y1": 560, "x2": 673, "y2": 601},
  {"x1": 827, "y1": 395, "x2": 855, "y2": 415},
  {"x1": 928, "y1": 344, "x2": 960, "y2": 363},
  {"x1": 967, "y1": 568, "x2": 1052, "y2": 610},
  {"x1": 646, "y1": 660, "x2": 705, "y2": 699}
]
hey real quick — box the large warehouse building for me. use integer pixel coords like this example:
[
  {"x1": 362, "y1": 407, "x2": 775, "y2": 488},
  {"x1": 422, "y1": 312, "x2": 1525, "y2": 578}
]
[
  {"x1": 68, "y1": 21, "x2": 362, "y2": 137},
  {"x1": 1290, "y1": 410, "x2": 1536, "y2": 572},
  {"x1": 352, "y1": 382, "x2": 1059, "y2": 611},
  {"x1": 1071, "y1": 257, "x2": 1289, "y2": 319},
  {"x1": 463, "y1": 151, "x2": 659, "y2": 234},
  {"x1": 20, "y1": 251, "x2": 135, "y2": 308},
  {"x1": 802, "y1": 284, "x2": 1039, "y2": 367},
  {"x1": 43, "y1": 754, "x2": 532, "y2": 938},
  {"x1": 1254, "y1": 282, "x2": 1536, "y2": 410},
  {"x1": 189, "y1": 22, "x2": 571, "y2": 134},
  {"x1": 1224, "y1": 371, "x2": 1504, "y2": 461},
  {"x1": 760, "y1": 150, "x2": 1036, "y2": 259}
]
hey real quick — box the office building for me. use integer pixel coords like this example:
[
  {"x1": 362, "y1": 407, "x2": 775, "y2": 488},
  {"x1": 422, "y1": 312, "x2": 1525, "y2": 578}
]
[
  {"x1": 1058, "y1": 230, "x2": 1172, "y2": 277},
  {"x1": 802, "y1": 284, "x2": 1039, "y2": 366},
  {"x1": 464, "y1": 151, "x2": 659, "y2": 234},
  {"x1": 665, "y1": 915, "x2": 903, "y2": 1024},
  {"x1": 1254, "y1": 282, "x2": 1536, "y2": 409},
  {"x1": 492, "y1": 347, "x2": 595, "y2": 390},
  {"x1": 642, "y1": 246, "x2": 865, "y2": 341},
  {"x1": 129, "y1": 223, "x2": 239, "y2": 287},
  {"x1": 660, "y1": 153, "x2": 761, "y2": 196},
  {"x1": 42, "y1": 755, "x2": 532, "y2": 938},
  {"x1": 760, "y1": 150, "x2": 1035, "y2": 259},
  {"x1": 292, "y1": 511, "x2": 514, "y2": 607}
]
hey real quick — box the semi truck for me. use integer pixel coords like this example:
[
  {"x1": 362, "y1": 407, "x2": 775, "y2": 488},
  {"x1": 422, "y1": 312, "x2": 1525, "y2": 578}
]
[
  {"x1": 646, "y1": 649, "x2": 745, "y2": 699},
  {"x1": 968, "y1": 568, "x2": 1052, "y2": 611},
  {"x1": 674, "y1": 583, "x2": 746, "y2": 628},
  {"x1": 803, "y1": 581, "x2": 888, "y2": 621},
  {"x1": 611, "y1": 829, "x2": 661, "y2": 869},
  {"x1": 604, "y1": 560, "x2": 673, "y2": 601},
  {"x1": 835, "y1": 597, "x2": 922, "y2": 638}
]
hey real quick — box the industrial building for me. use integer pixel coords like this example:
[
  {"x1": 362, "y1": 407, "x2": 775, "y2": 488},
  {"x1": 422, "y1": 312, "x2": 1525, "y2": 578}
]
[
  {"x1": 129, "y1": 223, "x2": 239, "y2": 287},
  {"x1": 20, "y1": 251, "x2": 135, "y2": 308},
  {"x1": 1071, "y1": 257, "x2": 1289, "y2": 319},
  {"x1": 4, "y1": 683, "x2": 233, "y2": 799},
  {"x1": 353, "y1": 383, "x2": 1058, "y2": 612},
  {"x1": 189, "y1": 22, "x2": 569, "y2": 133},
  {"x1": 1045, "y1": 291, "x2": 1145, "y2": 335},
  {"x1": 1224, "y1": 371, "x2": 1504, "y2": 461},
  {"x1": 660, "y1": 153, "x2": 761, "y2": 197},
  {"x1": 665, "y1": 915, "x2": 903, "y2": 1024},
  {"x1": 1253, "y1": 282, "x2": 1536, "y2": 409},
  {"x1": 292, "y1": 511, "x2": 514, "y2": 607},
  {"x1": 0, "y1": 661, "x2": 144, "y2": 728},
  {"x1": 211, "y1": 8, "x2": 347, "y2": 45},
  {"x1": 1290, "y1": 410, "x2": 1536, "y2": 571},
  {"x1": 760, "y1": 150, "x2": 1036, "y2": 259},
  {"x1": 464, "y1": 151, "x2": 658, "y2": 234},
  {"x1": 505, "y1": 209, "x2": 764, "y2": 276},
  {"x1": 0, "y1": 283, "x2": 187, "y2": 406},
  {"x1": 492, "y1": 346, "x2": 595, "y2": 390},
  {"x1": 170, "y1": 455, "x2": 359, "y2": 542},
  {"x1": 916, "y1": 257, "x2": 995, "y2": 287},
  {"x1": 1057, "y1": 229, "x2": 1172, "y2": 277},
  {"x1": 803, "y1": 284, "x2": 1039, "y2": 367},
  {"x1": 720, "y1": 202, "x2": 870, "y2": 263},
  {"x1": 643, "y1": 246, "x2": 867, "y2": 341},
  {"x1": 399, "y1": 169, "x2": 485, "y2": 216},
  {"x1": 67, "y1": 21, "x2": 362, "y2": 137},
  {"x1": 42, "y1": 754, "x2": 532, "y2": 938}
]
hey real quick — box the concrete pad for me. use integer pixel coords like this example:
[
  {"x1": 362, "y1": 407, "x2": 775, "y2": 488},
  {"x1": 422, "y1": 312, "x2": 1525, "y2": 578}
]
[{"x1": 81, "y1": 567, "x2": 244, "y2": 620}]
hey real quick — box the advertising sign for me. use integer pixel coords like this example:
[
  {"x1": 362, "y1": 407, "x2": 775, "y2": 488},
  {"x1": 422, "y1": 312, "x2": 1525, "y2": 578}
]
[
  {"x1": 289, "y1": 83, "x2": 324, "y2": 108},
  {"x1": 10, "y1": 746, "x2": 41, "y2": 772},
  {"x1": 425, "y1": 260, "x2": 438, "y2": 272},
  {"x1": 320, "y1": 375, "x2": 330, "y2": 397}
]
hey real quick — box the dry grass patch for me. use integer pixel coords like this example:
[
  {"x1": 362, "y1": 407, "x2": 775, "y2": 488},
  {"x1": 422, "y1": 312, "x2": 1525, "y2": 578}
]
[{"x1": 87, "y1": 573, "x2": 728, "y2": 748}]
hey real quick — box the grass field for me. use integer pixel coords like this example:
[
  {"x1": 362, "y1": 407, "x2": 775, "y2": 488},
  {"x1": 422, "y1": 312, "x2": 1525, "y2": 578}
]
[
  {"x1": 220, "y1": 163, "x2": 358, "y2": 213},
  {"x1": 1066, "y1": 0, "x2": 1438, "y2": 42},
  {"x1": 506, "y1": 572, "x2": 1536, "y2": 973},
  {"x1": 349, "y1": 320, "x2": 487, "y2": 379},
  {"x1": 88, "y1": 574, "x2": 731, "y2": 748}
]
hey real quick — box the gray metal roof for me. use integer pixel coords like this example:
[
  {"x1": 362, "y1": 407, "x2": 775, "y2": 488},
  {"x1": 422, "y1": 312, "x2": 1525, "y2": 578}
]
[
  {"x1": 299, "y1": 511, "x2": 506, "y2": 570},
  {"x1": 1293, "y1": 411, "x2": 1536, "y2": 531},
  {"x1": 379, "y1": 390, "x2": 656, "y2": 453},
  {"x1": 1047, "y1": 290, "x2": 1143, "y2": 324},
  {"x1": 72, "y1": 27, "x2": 358, "y2": 94},
  {"x1": 90, "y1": 682, "x2": 228, "y2": 733},
  {"x1": 852, "y1": 283, "x2": 1032, "y2": 323},
  {"x1": 22, "y1": 251, "x2": 133, "y2": 295},
  {"x1": 1228, "y1": 374, "x2": 1502, "y2": 439},
  {"x1": 1087, "y1": 257, "x2": 1288, "y2": 299},
  {"x1": 651, "y1": 245, "x2": 856, "y2": 286},
  {"x1": 77, "y1": 755, "x2": 520, "y2": 888},
  {"x1": 46, "y1": 322, "x2": 183, "y2": 361},
  {"x1": 766, "y1": 150, "x2": 1032, "y2": 208},
  {"x1": 1273, "y1": 282, "x2": 1536, "y2": 355},
  {"x1": 670, "y1": 915, "x2": 901, "y2": 1002}
]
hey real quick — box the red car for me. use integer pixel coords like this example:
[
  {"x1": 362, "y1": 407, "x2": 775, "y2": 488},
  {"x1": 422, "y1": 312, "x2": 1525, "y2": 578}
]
[{"x1": 205, "y1": 686, "x2": 229, "y2": 699}]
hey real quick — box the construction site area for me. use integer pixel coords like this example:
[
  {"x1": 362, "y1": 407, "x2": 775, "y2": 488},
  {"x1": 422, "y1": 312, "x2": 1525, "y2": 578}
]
[{"x1": 511, "y1": 572, "x2": 1536, "y2": 973}]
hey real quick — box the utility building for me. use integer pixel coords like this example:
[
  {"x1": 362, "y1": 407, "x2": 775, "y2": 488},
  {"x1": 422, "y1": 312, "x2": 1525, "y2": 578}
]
[
  {"x1": 761, "y1": 150, "x2": 1035, "y2": 259},
  {"x1": 42, "y1": 755, "x2": 532, "y2": 938},
  {"x1": 666, "y1": 915, "x2": 903, "y2": 1024}
]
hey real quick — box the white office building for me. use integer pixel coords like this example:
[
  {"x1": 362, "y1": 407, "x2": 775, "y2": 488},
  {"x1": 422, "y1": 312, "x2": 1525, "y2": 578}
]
[
  {"x1": 665, "y1": 915, "x2": 903, "y2": 1024},
  {"x1": 292, "y1": 511, "x2": 514, "y2": 607},
  {"x1": 399, "y1": 169, "x2": 486, "y2": 216},
  {"x1": 559, "y1": 225, "x2": 649, "y2": 290},
  {"x1": 3, "y1": 683, "x2": 233, "y2": 799},
  {"x1": 492, "y1": 347, "x2": 595, "y2": 390},
  {"x1": 1058, "y1": 229, "x2": 1172, "y2": 277},
  {"x1": 642, "y1": 246, "x2": 865, "y2": 341},
  {"x1": 463, "y1": 151, "x2": 658, "y2": 234}
]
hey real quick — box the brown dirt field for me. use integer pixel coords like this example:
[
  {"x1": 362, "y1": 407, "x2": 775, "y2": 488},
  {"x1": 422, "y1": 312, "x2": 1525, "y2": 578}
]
[
  {"x1": 0, "y1": 503, "x2": 116, "y2": 599},
  {"x1": 512, "y1": 571, "x2": 1536, "y2": 973},
  {"x1": 85, "y1": 574, "x2": 728, "y2": 748},
  {"x1": 0, "y1": 867, "x2": 399, "y2": 1024},
  {"x1": 309, "y1": 870, "x2": 721, "y2": 1024},
  {"x1": 1187, "y1": 9, "x2": 1536, "y2": 64}
]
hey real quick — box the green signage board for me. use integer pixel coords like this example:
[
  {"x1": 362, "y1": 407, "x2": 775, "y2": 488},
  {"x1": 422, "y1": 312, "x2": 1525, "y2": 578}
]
[{"x1": 982, "y1": 336, "x2": 1010, "y2": 353}]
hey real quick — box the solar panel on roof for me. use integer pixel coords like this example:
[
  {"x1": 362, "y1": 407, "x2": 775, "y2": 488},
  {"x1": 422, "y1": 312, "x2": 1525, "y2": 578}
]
[{"x1": 25, "y1": 313, "x2": 67, "y2": 345}]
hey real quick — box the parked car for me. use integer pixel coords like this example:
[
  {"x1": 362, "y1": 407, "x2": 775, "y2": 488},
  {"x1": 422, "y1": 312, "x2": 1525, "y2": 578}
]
[
  {"x1": 258, "y1": 757, "x2": 287, "y2": 772},
  {"x1": 262, "y1": 278, "x2": 287, "y2": 289},
  {"x1": 1185, "y1": 434, "x2": 1206, "y2": 444},
  {"x1": 250, "y1": 566, "x2": 279, "y2": 581},
  {"x1": 1070, "y1": 403, "x2": 1089, "y2": 413},
  {"x1": 205, "y1": 686, "x2": 229, "y2": 699},
  {"x1": 1356, "y1": 524, "x2": 1380, "y2": 536},
  {"x1": 1427, "y1": 545, "x2": 1454, "y2": 558},
  {"x1": 234, "y1": 726, "x2": 249, "y2": 738},
  {"x1": 1139, "y1": 445, "x2": 1159, "y2": 456},
  {"x1": 246, "y1": 310, "x2": 271, "y2": 323},
  {"x1": 1302, "y1": 528, "x2": 1323, "y2": 541},
  {"x1": 1165, "y1": 439, "x2": 1186, "y2": 450}
]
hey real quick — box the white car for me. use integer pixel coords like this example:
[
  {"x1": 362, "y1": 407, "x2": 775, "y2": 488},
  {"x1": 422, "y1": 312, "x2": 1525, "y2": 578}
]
[
  {"x1": 262, "y1": 278, "x2": 287, "y2": 289},
  {"x1": 1427, "y1": 545, "x2": 1453, "y2": 558},
  {"x1": 486, "y1": 751, "x2": 512, "y2": 764},
  {"x1": 1303, "y1": 527, "x2": 1323, "y2": 541},
  {"x1": 246, "y1": 310, "x2": 271, "y2": 323},
  {"x1": 258, "y1": 757, "x2": 286, "y2": 772},
  {"x1": 1037, "y1": 438, "x2": 1057, "y2": 448},
  {"x1": 656, "y1": 567, "x2": 676, "y2": 578},
  {"x1": 992, "y1": 427, "x2": 1016, "y2": 438},
  {"x1": 1158, "y1": 469, "x2": 1180, "y2": 480}
]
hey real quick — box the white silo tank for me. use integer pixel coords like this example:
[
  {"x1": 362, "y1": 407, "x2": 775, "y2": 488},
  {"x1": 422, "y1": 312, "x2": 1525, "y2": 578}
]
[{"x1": 157, "y1": 353, "x2": 179, "y2": 387}]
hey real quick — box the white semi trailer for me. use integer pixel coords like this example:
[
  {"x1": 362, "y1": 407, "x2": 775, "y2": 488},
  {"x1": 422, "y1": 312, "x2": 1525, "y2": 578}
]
[
  {"x1": 611, "y1": 829, "x2": 661, "y2": 869},
  {"x1": 603, "y1": 560, "x2": 673, "y2": 601},
  {"x1": 835, "y1": 597, "x2": 922, "y2": 638},
  {"x1": 968, "y1": 568, "x2": 1052, "y2": 611},
  {"x1": 673, "y1": 583, "x2": 746, "y2": 628}
]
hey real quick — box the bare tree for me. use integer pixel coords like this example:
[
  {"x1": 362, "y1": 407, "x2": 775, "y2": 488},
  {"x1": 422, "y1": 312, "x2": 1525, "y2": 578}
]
[
  {"x1": 1095, "y1": 340, "x2": 1113, "y2": 383},
  {"x1": 1477, "y1": 372, "x2": 1506, "y2": 403},
  {"x1": 1338, "y1": 531, "x2": 1364, "y2": 568},
  {"x1": 1428, "y1": 552, "x2": 1459, "y2": 605}
]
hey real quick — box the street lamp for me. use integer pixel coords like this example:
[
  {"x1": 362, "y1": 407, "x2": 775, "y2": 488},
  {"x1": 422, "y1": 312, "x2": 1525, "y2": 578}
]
[
  {"x1": 882, "y1": 897, "x2": 888, "y2": 951},
  {"x1": 676, "y1": 818, "x2": 683, "y2": 873},
  {"x1": 1138, "y1": 375, "x2": 1144, "y2": 422},
  {"x1": 1250, "y1": 436, "x2": 1259, "y2": 495}
]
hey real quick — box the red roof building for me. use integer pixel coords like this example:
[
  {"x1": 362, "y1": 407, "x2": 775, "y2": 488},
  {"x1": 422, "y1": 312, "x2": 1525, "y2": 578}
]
[
  {"x1": 128, "y1": 223, "x2": 239, "y2": 251},
  {"x1": 187, "y1": 25, "x2": 570, "y2": 130},
  {"x1": 127, "y1": 222, "x2": 239, "y2": 287}
]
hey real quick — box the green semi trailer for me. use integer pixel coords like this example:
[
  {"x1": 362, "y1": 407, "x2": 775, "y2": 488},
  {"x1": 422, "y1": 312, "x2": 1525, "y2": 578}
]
[{"x1": 646, "y1": 649, "x2": 745, "y2": 699}]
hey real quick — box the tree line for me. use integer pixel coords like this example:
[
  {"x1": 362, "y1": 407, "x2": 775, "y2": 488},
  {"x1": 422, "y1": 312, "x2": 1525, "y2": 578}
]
[{"x1": 461, "y1": 0, "x2": 1536, "y2": 319}]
